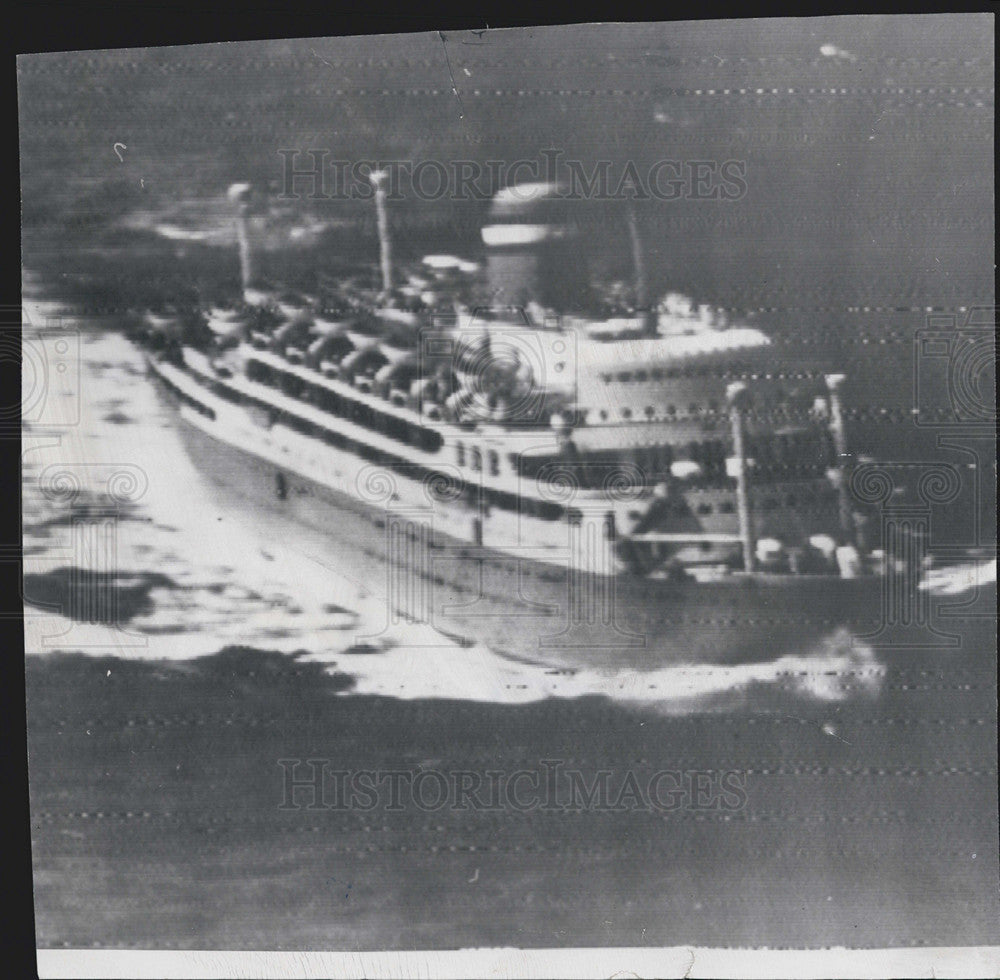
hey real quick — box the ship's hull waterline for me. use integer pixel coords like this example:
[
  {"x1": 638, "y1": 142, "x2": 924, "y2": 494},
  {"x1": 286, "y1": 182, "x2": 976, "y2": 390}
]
[{"x1": 150, "y1": 357, "x2": 885, "y2": 670}]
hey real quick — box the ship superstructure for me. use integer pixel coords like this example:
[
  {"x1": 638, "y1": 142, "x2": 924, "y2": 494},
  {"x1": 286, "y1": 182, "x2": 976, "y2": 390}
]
[{"x1": 139, "y1": 179, "x2": 886, "y2": 667}]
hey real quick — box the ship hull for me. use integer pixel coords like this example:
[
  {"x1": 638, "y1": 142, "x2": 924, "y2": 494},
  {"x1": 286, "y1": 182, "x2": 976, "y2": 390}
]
[{"x1": 161, "y1": 381, "x2": 888, "y2": 670}]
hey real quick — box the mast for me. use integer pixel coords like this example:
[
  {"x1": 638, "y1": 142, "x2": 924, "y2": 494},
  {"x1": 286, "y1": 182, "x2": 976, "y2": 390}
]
[
  {"x1": 626, "y1": 203, "x2": 656, "y2": 336},
  {"x1": 824, "y1": 373, "x2": 856, "y2": 548},
  {"x1": 227, "y1": 182, "x2": 254, "y2": 301},
  {"x1": 369, "y1": 169, "x2": 394, "y2": 297},
  {"x1": 727, "y1": 381, "x2": 756, "y2": 573}
]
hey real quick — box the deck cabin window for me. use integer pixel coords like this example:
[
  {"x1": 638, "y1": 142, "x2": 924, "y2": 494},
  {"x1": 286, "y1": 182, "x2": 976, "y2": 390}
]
[
  {"x1": 696, "y1": 501, "x2": 713, "y2": 516},
  {"x1": 456, "y1": 442, "x2": 465, "y2": 466},
  {"x1": 488, "y1": 450, "x2": 500, "y2": 476},
  {"x1": 621, "y1": 408, "x2": 632, "y2": 419},
  {"x1": 634, "y1": 370, "x2": 648, "y2": 382},
  {"x1": 644, "y1": 406, "x2": 655, "y2": 419},
  {"x1": 666, "y1": 404, "x2": 676, "y2": 415},
  {"x1": 471, "y1": 447, "x2": 483, "y2": 472}
]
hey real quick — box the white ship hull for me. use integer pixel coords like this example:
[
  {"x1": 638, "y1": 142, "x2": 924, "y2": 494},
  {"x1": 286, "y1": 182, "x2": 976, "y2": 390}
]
[{"x1": 149, "y1": 353, "x2": 892, "y2": 669}]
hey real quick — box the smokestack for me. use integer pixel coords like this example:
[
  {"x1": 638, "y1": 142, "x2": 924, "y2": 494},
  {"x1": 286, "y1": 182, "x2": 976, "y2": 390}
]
[
  {"x1": 368, "y1": 170, "x2": 393, "y2": 297},
  {"x1": 482, "y1": 182, "x2": 584, "y2": 314},
  {"x1": 227, "y1": 183, "x2": 254, "y2": 301}
]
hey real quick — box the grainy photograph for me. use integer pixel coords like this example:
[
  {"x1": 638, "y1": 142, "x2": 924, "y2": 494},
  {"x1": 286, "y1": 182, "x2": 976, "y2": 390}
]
[{"x1": 18, "y1": 13, "x2": 997, "y2": 979}]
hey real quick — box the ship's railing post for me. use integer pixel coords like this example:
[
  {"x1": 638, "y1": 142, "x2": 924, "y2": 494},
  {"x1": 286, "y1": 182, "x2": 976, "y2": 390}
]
[{"x1": 726, "y1": 382, "x2": 756, "y2": 573}]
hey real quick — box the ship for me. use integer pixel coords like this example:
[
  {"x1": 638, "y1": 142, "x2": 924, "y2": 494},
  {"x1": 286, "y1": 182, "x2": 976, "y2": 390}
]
[{"x1": 138, "y1": 178, "x2": 899, "y2": 670}]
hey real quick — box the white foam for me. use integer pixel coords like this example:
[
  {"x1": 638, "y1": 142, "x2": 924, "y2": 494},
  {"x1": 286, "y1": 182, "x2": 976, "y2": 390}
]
[
  {"x1": 306, "y1": 628, "x2": 882, "y2": 708},
  {"x1": 920, "y1": 559, "x2": 996, "y2": 596}
]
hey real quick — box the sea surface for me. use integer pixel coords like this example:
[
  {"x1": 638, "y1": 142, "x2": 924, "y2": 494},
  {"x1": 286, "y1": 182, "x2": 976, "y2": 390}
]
[{"x1": 23, "y1": 283, "x2": 998, "y2": 950}]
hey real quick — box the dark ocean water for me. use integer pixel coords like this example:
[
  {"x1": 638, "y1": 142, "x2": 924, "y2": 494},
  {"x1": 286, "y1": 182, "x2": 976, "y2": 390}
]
[
  {"x1": 20, "y1": 17, "x2": 998, "y2": 952},
  {"x1": 19, "y1": 17, "x2": 993, "y2": 310}
]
